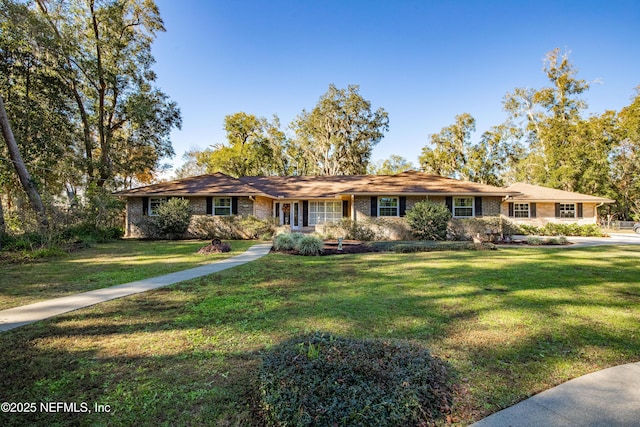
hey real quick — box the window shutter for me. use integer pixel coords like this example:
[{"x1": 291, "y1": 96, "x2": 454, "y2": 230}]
[
  {"x1": 508, "y1": 202, "x2": 514, "y2": 217},
  {"x1": 445, "y1": 197, "x2": 453, "y2": 213},
  {"x1": 275, "y1": 202, "x2": 280, "y2": 218},
  {"x1": 342, "y1": 200, "x2": 349, "y2": 218},
  {"x1": 303, "y1": 201, "x2": 309, "y2": 226},
  {"x1": 474, "y1": 197, "x2": 483, "y2": 217},
  {"x1": 530, "y1": 203, "x2": 537, "y2": 218},
  {"x1": 206, "y1": 197, "x2": 212, "y2": 215},
  {"x1": 555, "y1": 203, "x2": 561, "y2": 218},
  {"x1": 399, "y1": 196, "x2": 407, "y2": 217},
  {"x1": 232, "y1": 197, "x2": 239, "y2": 215},
  {"x1": 577, "y1": 203, "x2": 583, "y2": 218},
  {"x1": 370, "y1": 196, "x2": 378, "y2": 217},
  {"x1": 142, "y1": 197, "x2": 149, "y2": 216}
]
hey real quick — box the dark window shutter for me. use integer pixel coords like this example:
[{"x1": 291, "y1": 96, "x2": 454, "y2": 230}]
[
  {"x1": 530, "y1": 203, "x2": 536, "y2": 218},
  {"x1": 555, "y1": 203, "x2": 561, "y2": 218},
  {"x1": 577, "y1": 203, "x2": 583, "y2": 218},
  {"x1": 399, "y1": 196, "x2": 407, "y2": 217},
  {"x1": 206, "y1": 197, "x2": 212, "y2": 215},
  {"x1": 303, "y1": 201, "x2": 309, "y2": 226},
  {"x1": 445, "y1": 197, "x2": 453, "y2": 213},
  {"x1": 370, "y1": 196, "x2": 378, "y2": 217},
  {"x1": 474, "y1": 197, "x2": 483, "y2": 217},
  {"x1": 142, "y1": 197, "x2": 149, "y2": 216},
  {"x1": 508, "y1": 202, "x2": 514, "y2": 217},
  {"x1": 232, "y1": 197, "x2": 239, "y2": 215},
  {"x1": 275, "y1": 202, "x2": 280, "y2": 218},
  {"x1": 342, "y1": 200, "x2": 349, "y2": 218}
]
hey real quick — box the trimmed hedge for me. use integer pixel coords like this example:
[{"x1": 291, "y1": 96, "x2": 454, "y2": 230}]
[
  {"x1": 189, "y1": 215, "x2": 274, "y2": 240},
  {"x1": 259, "y1": 332, "x2": 452, "y2": 426}
]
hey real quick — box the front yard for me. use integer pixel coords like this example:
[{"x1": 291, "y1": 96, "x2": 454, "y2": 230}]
[
  {"x1": 0, "y1": 243, "x2": 639, "y2": 426},
  {"x1": 0, "y1": 240, "x2": 255, "y2": 310}
]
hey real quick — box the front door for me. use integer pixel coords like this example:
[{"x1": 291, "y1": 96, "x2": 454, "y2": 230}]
[{"x1": 280, "y1": 201, "x2": 300, "y2": 230}]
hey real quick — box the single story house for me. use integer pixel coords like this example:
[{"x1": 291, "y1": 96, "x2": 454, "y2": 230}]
[{"x1": 115, "y1": 171, "x2": 614, "y2": 237}]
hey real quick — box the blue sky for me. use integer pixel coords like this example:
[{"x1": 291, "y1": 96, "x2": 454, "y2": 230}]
[{"x1": 151, "y1": 0, "x2": 640, "y2": 175}]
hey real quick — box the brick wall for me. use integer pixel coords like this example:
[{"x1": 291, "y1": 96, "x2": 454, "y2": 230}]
[
  {"x1": 501, "y1": 201, "x2": 599, "y2": 226},
  {"x1": 254, "y1": 196, "x2": 274, "y2": 220}
]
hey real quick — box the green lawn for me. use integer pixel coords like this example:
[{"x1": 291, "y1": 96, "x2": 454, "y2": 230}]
[
  {"x1": 0, "y1": 244, "x2": 639, "y2": 426},
  {"x1": 0, "y1": 239, "x2": 255, "y2": 310}
]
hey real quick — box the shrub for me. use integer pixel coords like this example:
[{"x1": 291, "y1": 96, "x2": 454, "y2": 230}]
[
  {"x1": 296, "y1": 235, "x2": 323, "y2": 256},
  {"x1": 188, "y1": 215, "x2": 274, "y2": 240},
  {"x1": 273, "y1": 233, "x2": 295, "y2": 251},
  {"x1": 154, "y1": 198, "x2": 193, "y2": 239},
  {"x1": 290, "y1": 232, "x2": 306, "y2": 246},
  {"x1": 526, "y1": 236, "x2": 544, "y2": 245},
  {"x1": 405, "y1": 200, "x2": 452, "y2": 240},
  {"x1": 259, "y1": 332, "x2": 452, "y2": 427},
  {"x1": 547, "y1": 236, "x2": 568, "y2": 245},
  {"x1": 448, "y1": 217, "x2": 522, "y2": 242},
  {"x1": 137, "y1": 198, "x2": 193, "y2": 239}
]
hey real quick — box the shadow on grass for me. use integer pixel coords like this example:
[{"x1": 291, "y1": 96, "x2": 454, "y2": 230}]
[{"x1": 0, "y1": 246, "x2": 638, "y2": 425}]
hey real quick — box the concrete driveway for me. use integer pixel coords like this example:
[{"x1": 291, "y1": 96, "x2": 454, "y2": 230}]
[{"x1": 567, "y1": 232, "x2": 640, "y2": 247}]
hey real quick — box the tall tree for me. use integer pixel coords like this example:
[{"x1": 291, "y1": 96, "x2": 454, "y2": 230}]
[
  {"x1": 291, "y1": 84, "x2": 389, "y2": 175},
  {"x1": 419, "y1": 113, "x2": 521, "y2": 185},
  {"x1": 419, "y1": 113, "x2": 475, "y2": 180},
  {"x1": 610, "y1": 88, "x2": 640, "y2": 220},
  {"x1": 368, "y1": 154, "x2": 414, "y2": 175},
  {"x1": 197, "y1": 112, "x2": 288, "y2": 178},
  {"x1": 16, "y1": 0, "x2": 182, "y2": 188},
  {"x1": 0, "y1": 94, "x2": 48, "y2": 230},
  {"x1": 503, "y1": 48, "x2": 591, "y2": 191}
]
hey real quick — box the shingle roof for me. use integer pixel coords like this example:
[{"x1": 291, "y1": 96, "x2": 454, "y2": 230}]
[
  {"x1": 115, "y1": 171, "x2": 519, "y2": 198},
  {"x1": 114, "y1": 172, "x2": 265, "y2": 196},
  {"x1": 337, "y1": 171, "x2": 519, "y2": 196},
  {"x1": 504, "y1": 182, "x2": 615, "y2": 203}
]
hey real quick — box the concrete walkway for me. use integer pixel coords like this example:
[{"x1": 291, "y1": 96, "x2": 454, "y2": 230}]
[
  {"x1": 0, "y1": 243, "x2": 273, "y2": 333},
  {"x1": 470, "y1": 362, "x2": 640, "y2": 426}
]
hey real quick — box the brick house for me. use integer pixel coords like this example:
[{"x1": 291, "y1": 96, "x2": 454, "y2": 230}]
[{"x1": 115, "y1": 171, "x2": 614, "y2": 237}]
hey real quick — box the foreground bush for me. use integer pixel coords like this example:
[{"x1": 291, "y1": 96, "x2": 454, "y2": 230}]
[{"x1": 259, "y1": 332, "x2": 452, "y2": 427}]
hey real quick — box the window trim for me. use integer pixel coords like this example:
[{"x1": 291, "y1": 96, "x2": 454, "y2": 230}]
[
  {"x1": 377, "y1": 196, "x2": 399, "y2": 217},
  {"x1": 213, "y1": 197, "x2": 232, "y2": 216},
  {"x1": 513, "y1": 203, "x2": 530, "y2": 218},
  {"x1": 559, "y1": 203, "x2": 576, "y2": 219},
  {"x1": 148, "y1": 197, "x2": 167, "y2": 216},
  {"x1": 453, "y1": 197, "x2": 474, "y2": 218}
]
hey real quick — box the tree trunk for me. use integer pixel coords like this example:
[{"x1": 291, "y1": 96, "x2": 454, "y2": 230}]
[
  {"x1": 0, "y1": 94, "x2": 48, "y2": 231},
  {"x1": 0, "y1": 192, "x2": 6, "y2": 248}
]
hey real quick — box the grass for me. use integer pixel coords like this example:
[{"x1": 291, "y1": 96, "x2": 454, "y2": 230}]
[
  {"x1": 0, "y1": 239, "x2": 255, "y2": 310},
  {"x1": 0, "y1": 244, "x2": 638, "y2": 426}
]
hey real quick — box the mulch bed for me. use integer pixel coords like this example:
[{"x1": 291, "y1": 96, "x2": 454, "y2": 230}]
[{"x1": 272, "y1": 240, "x2": 381, "y2": 256}]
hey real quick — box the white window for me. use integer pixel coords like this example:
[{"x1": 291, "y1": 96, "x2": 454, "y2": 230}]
[
  {"x1": 149, "y1": 197, "x2": 167, "y2": 216},
  {"x1": 514, "y1": 203, "x2": 530, "y2": 218},
  {"x1": 309, "y1": 201, "x2": 342, "y2": 225},
  {"x1": 453, "y1": 197, "x2": 474, "y2": 218},
  {"x1": 378, "y1": 197, "x2": 399, "y2": 217},
  {"x1": 559, "y1": 203, "x2": 576, "y2": 218},
  {"x1": 214, "y1": 197, "x2": 232, "y2": 216}
]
